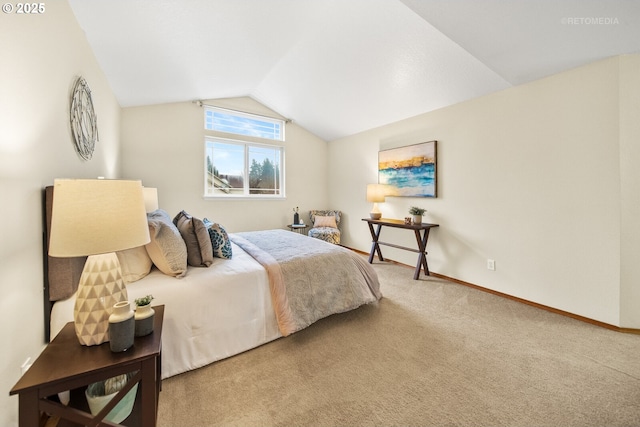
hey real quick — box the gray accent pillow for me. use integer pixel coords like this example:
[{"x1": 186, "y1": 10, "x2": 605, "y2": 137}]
[
  {"x1": 145, "y1": 209, "x2": 188, "y2": 277},
  {"x1": 173, "y1": 210, "x2": 214, "y2": 267}
]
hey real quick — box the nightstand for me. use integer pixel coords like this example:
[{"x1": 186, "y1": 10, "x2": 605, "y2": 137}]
[
  {"x1": 287, "y1": 224, "x2": 308, "y2": 235},
  {"x1": 10, "y1": 305, "x2": 164, "y2": 427}
]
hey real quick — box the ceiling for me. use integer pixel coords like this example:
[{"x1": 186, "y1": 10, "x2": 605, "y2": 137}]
[{"x1": 68, "y1": 0, "x2": 640, "y2": 141}]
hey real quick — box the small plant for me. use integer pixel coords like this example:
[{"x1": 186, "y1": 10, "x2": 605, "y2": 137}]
[
  {"x1": 408, "y1": 206, "x2": 426, "y2": 216},
  {"x1": 134, "y1": 295, "x2": 154, "y2": 307}
]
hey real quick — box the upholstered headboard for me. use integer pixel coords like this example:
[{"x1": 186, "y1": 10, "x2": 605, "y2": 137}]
[{"x1": 43, "y1": 186, "x2": 86, "y2": 341}]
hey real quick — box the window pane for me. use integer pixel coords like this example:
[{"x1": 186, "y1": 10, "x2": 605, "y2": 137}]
[
  {"x1": 248, "y1": 145, "x2": 281, "y2": 195},
  {"x1": 205, "y1": 107, "x2": 283, "y2": 141},
  {"x1": 206, "y1": 140, "x2": 244, "y2": 195}
]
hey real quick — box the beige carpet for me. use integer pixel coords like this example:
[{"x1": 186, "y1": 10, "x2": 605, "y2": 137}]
[{"x1": 157, "y1": 258, "x2": 640, "y2": 427}]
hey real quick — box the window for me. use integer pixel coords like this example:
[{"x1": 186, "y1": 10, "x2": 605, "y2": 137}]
[
  {"x1": 205, "y1": 106, "x2": 284, "y2": 141},
  {"x1": 203, "y1": 106, "x2": 286, "y2": 198},
  {"x1": 205, "y1": 137, "x2": 284, "y2": 197}
]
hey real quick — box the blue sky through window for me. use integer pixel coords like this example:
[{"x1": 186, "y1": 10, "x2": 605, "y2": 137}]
[{"x1": 205, "y1": 108, "x2": 283, "y2": 141}]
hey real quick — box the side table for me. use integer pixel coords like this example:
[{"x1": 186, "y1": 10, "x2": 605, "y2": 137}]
[
  {"x1": 287, "y1": 224, "x2": 309, "y2": 235},
  {"x1": 10, "y1": 305, "x2": 164, "y2": 427}
]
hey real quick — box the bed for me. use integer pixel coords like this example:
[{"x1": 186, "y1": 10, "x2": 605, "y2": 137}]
[{"x1": 44, "y1": 187, "x2": 382, "y2": 379}]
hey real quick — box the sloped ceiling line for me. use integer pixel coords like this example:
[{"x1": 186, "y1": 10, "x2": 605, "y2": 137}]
[{"x1": 68, "y1": 0, "x2": 640, "y2": 141}]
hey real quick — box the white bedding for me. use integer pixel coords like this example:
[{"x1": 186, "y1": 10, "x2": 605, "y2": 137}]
[{"x1": 50, "y1": 242, "x2": 282, "y2": 379}]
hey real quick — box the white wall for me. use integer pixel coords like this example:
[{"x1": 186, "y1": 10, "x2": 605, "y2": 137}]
[
  {"x1": 120, "y1": 97, "x2": 329, "y2": 231},
  {"x1": 618, "y1": 55, "x2": 640, "y2": 327},
  {"x1": 329, "y1": 56, "x2": 640, "y2": 328},
  {"x1": 0, "y1": 2, "x2": 122, "y2": 425}
]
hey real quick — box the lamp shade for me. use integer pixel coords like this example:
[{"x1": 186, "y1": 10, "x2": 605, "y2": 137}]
[
  {"x1": 366, "y1": 184, "x2": 387, "y2": 203},
  {"x1": 49, "y1": 179, "x2": 150, "y2": 257},
  {"x1": 143, "y1": 187, "x2": 159, "y2": 212}
]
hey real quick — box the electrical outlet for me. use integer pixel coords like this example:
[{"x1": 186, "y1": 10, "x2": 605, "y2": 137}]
[
  {"x1": 21, "y1": 357, "x2": 31, "y2": 375},
  {"x1": 487, "y1": 259, "x2": 496, "y2": 271}
]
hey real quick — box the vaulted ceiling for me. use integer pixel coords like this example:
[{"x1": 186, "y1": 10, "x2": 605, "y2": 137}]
[{"x1": 68, "y1": 0, "x2": 640, "y2": 141}]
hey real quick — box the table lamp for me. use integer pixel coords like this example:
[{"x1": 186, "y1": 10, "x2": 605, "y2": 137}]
[
  {"x1": 367, "y1": 184, "x2": 388, "y2": 219},
  {"x1": 49, "y1": 179, "x2": 150, "y2": 346}
]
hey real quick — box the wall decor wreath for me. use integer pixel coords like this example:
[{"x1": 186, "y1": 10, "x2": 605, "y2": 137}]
[{"x1": 70, "y1": 76, "x2": 98, "y2": 160}]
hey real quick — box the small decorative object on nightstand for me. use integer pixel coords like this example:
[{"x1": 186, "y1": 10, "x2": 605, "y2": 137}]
[
  {"x1": 109, "y1": 301, "x2": 135, "y2": 352},
  {"x1": 135, "y1": 295, "x2": 155, "y2": 337},
  {"x1": 293, "y1": 206, "x2": 300, "y2": 225}
]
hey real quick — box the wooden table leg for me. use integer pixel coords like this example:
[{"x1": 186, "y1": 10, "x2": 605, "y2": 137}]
[
  {"x1": 18, "y1": 391, "x2": 39, "y2": 427},
  {"x1": 140, "y1": 358, "x2": 158, "y2": 427},
  {"x1": 413, "y1": 228, "x2": 432, "y2": 279},
  {"x1": 367, "y1": 223, "x2": 384, "y2": 263}
]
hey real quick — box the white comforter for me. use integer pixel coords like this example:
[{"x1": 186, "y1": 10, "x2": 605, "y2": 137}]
[{"x1": 50, "y1": 242, "x2": 282, "y2": 379}]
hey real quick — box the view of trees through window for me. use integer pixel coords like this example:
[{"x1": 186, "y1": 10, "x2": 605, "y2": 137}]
[
  {"x1": 204, "y1": 106, "x2": 285, "y2": 198},
  {"x1": 205, "y1": 138, "x2": 283, "y2": 197}
]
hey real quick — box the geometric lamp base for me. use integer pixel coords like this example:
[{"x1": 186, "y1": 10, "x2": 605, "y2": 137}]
[{"x1": 73, "y1": 252, "x2": 128, "y2": 346}]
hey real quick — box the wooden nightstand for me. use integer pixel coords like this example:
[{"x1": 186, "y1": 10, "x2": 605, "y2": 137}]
[{"x1": 10, "y1": 305, "x2": 164, "y2": 427}]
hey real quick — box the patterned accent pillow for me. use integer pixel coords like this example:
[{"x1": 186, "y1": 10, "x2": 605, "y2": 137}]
[{"x1": 203, "y1": 218, "x2": 233, "y2": 259}]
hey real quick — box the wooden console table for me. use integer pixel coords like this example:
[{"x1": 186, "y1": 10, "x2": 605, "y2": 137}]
[
  {"x1": 363, "y1": 218, "x2": 439, "y2": 280},
  {"x1": 10, "y1": 305, "x2": 164, "y2": 427}
]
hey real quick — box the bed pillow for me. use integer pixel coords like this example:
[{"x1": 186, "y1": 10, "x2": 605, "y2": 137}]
[
  {"x1": 313, "y1": 215, "x2": 338, "y2": 229},
  {"x1": 173, "y1": 210, "x2": 214, "y2": 267},
  {"x1": 203, "y1": 218, "x2": 233, "y2": 259},
  {"x1": 116, "y1": 246, "x2": 153, "y2": 284},
  {"x1": 145, "y1": 209, "x2": 188, "y2": 277}
]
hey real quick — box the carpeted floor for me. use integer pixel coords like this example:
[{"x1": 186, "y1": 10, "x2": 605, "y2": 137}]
[{"x1": 157, "y1": 258, "x2": 640, "y2": 426}]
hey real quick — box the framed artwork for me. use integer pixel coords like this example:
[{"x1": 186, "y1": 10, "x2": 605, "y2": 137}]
[{"x1": 378, "y1": 141, "x2": 437, "y2": 197}]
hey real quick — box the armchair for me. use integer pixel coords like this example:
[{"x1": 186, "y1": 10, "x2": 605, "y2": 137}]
[{"x1": 308, "y1": 210, "x2": 342, "y2": 244}]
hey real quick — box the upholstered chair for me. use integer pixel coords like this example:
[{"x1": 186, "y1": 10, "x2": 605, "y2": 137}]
[{"x1": 308, "y1": 210, "x2": 342, "y2": 244}]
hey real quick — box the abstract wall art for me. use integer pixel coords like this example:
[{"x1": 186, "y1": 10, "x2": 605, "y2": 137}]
[{"x1": 378, "y1": 141, "x2": 437, "y2": 198}]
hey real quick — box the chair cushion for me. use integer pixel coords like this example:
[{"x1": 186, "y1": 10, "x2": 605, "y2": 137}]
[{"x1": 308, "y1": 227, "x2": 341, "y2": 245}]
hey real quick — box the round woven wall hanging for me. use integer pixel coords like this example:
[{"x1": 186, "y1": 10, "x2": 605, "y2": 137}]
[{"x1": 70, "y1": 77, "x2": 98, "y2": 160}]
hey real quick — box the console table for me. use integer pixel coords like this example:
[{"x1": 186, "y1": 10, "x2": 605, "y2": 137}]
[
  {"x1": 10, "y1": 305, "x2": 164, "y2": 427},
  {"x1": 362, "y1": 218, "x2": 439, "y2": 280}
]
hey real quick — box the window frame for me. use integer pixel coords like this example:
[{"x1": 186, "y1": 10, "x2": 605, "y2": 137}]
[{"x1": 204, "y1": 136, "x2": 286, "y2": 199}]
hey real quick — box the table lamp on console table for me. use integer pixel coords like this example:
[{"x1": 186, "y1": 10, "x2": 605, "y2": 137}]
[
  {"x1": 367, "y1": 183, "x2": 389, "y2": 220},
  {"x1": 48, "y1": 179, "x2": 150, "y2": 346}
]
